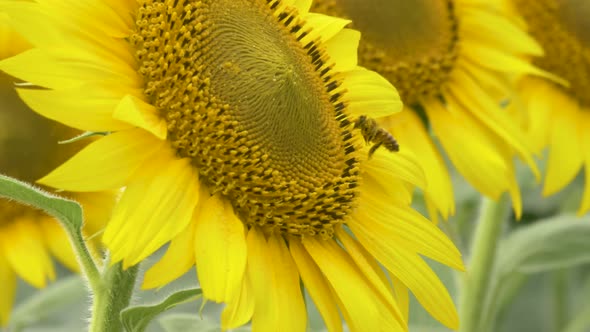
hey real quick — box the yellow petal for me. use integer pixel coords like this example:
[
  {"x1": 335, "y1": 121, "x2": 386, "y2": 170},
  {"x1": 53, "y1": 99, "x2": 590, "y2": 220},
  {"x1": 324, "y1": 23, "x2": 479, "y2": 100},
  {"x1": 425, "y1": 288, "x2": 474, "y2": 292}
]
[
  {"x1": 0, "y1": 13, "x2": 31, "y2": 59},
  {"x1": 113, "y1": 95, "x2": 167, "y2": 140},
  {"x1": 102, "y1": 0, "x2": 136, "y2": 31},
  {"x1": 462, "y1": 41, "x2": 567, "y2": 85},
  {"x1": 103, "y1": 153, "x2": 200, "y2": 267},
  {"x1": 0, "y1": 2, "x2": 62, "y2": 50},
  {"x1": 344, "y1": 68, "x2": 403, "y2": 119},
  {"x1": 425, "y1": 198, "x2": 441, "y2": 225},
  {"x1": 336, "y1": 228, "x2": 406, "y2": 328},
  {"x1": 302, "y1": 13, "x2": 350, "y2": 43},
  {"x1": 302, "y1": 237, "x2": 404, "y2": 331},
  {"x1": 460, "y1": 7, "x2": 543, "y2": 56},
  {"x1": 385, "y1": 110, "x2": 455, "y2": 220},
  {"x1": 74, "y1": 191, "x2": 115, "y2": 238},
  {"x1": 578, "y1": 114, "x2": 590, "y2": 215},
  {"x1": 425, "y1": 99, "x2": 512, "y2": 200},
  {"x1": 39, "y1": 129, "x2": 165, "y2": 192},
  {"x1": 1, "y1": 218, "x2": 54, "y2": 288},
  {"x1": 0, "y1": 47, "x2": 138, "y2": 90},
  {"x1": 221, "y1": 273, "x2": 255, "y2": 330},
  {"x1": 0, "y1": 253, "x2": 16, "y2": 327},
  {"x1": 427, "y1": 97, "x2": 523, "y2": 217},
  {"x1": 142, "y1": 222, "x2": 196, "y2": 290},
  {"x1": 290, "y1": 240, "x2": 343, "y2": 332},
  {"x1": 38, "y1": 217, "x2": 78, "y2": 272},
  {"x1": 247, "y1": 230, "x2": 307, "y2": 332},
  {"x1": 519, "y1": 78, "x2": 552, "y2": 154},
  {"x1": 363, "y1": 173, "x2": 414, "y2": 207},
  {"x1": 16, "y1": 87, "x2": 131, "y2": 132},
  {"x1": 543, "y1": 96, "x2": 584, "y2": 196},
  {"x1": 364, "y1": 145, "x2": 427, "y2": 189},
  {"x1": 38, "y1": 0, "x2": 131, "y2": 39},
  {"x1": 448, "y1": 69, "x2": 539, "y2": 178},
  {"x1": 324, "y1": 28, "x2": 359, "y2": 73},
  {"x1": 349, "y1": 215, "x2": 459, "y2": 329},
  {"x1": 390, "y1": 274, "x2": 409, "y2": 324},
  {"x1": 459, "y1": 60, "x2": 512, "y2": 99},
  {"x1": 292, "y1": 0, "x2": 312, "y2": 14},
  {"x1": 267, "y1": 235, "x2": 307, "y2": 332},
  {"x1": 246, "y1": 228, "x2": 278, "y2": 331},
  {"x1": 0, "y1": 1, "x2": 133, "y2": 64},
  {"x1": 353, "y1": 193, "x2": 463, "y2": 270},
  {"x1": 0, "y1": 49, "x2": 78, "y2": 88},
  {"x1": 194, "y1": 195, "x2": 247, "y2": 303}
]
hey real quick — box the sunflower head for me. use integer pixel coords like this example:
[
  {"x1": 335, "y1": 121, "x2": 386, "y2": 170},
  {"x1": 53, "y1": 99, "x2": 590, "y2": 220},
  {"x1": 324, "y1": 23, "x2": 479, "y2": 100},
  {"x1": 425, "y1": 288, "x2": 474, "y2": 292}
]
[
  {"x1": 506, "y1": 0, "x2": 590, "y2": 215},
  {"x1": 513, "y1": 0, "x2": 590, "y2": 106},
  {"x1": 312, "y1": 0, "x2": 557, "y2": 220},
  {"x1": 313, "y1": 0, "x2": 459, "y2": 105},
  {"x1": 0, "y1": 0, "x2": 464, "y2": 330},
  {"x1": 133, "y1": 0, "x2": 364, "y2": 238}
]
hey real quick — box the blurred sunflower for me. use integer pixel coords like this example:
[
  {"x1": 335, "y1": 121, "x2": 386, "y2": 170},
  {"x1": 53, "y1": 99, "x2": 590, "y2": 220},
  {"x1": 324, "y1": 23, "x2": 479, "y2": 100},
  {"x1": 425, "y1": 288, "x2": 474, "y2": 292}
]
[
  {"x1": 504, "y1": 0, "x2": 590, "y2": 215},
  {"x1": 0, "y1": 0, "x2": 464, "y2": 330},
  {"x1": 312, "y1": 0, "x2": 562, "y2": 221},
  {"x1": 0, "y1": 16, "x2": 112, "y2": 326}
]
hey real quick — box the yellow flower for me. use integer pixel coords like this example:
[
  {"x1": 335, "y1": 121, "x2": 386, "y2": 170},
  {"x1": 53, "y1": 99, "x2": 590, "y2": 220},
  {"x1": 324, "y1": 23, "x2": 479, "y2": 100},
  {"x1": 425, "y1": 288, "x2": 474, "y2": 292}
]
[
  {"x1": 504, "y1": 0, "x2": 590, "y2": 215},
  {"x1": 0, "y1": 18, "x2": 111, "y2": 325},
  {"x1": 0, "y1": 0, "x2": 464, "y2": 330},
  {"x1": 312, "y1": 0, "x2": 560, "y2": 221}
]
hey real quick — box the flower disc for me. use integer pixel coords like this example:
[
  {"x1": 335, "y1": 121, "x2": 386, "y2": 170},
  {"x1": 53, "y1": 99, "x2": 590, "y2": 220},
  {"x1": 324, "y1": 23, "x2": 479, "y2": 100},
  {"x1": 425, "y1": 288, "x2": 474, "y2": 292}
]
[
  {"x1": 133, "y1": 0, "x2": 359, "y2": 237},
  {"x1": 313, "y1": 0, "x2": 459, "y2": 105},
  {"x1": 514, "y1": 0, "x2": 590, "y2": 106}
]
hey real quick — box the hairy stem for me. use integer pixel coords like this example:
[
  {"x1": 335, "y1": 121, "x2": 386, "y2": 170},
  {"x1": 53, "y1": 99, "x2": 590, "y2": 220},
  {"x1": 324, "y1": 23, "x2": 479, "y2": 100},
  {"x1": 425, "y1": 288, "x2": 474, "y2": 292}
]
[{"x1": 89, "y1": 259, "x2": 139, "y2": 332}]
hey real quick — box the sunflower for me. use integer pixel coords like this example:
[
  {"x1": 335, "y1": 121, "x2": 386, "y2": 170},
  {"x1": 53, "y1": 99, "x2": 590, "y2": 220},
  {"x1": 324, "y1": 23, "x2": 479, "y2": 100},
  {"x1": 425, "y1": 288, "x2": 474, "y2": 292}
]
[
  {"x1": 0, "y1": 0, "x2": 464, "y2": 330},
  {"x1": 500, "y1": 0, "x2": 590, "y2": 215},
  {"x1": 0, "y1": 16, "x2": 112, "y2": 325},
  {"x1": 311, "y1": 0, "x2": 564, "y2": 221}
]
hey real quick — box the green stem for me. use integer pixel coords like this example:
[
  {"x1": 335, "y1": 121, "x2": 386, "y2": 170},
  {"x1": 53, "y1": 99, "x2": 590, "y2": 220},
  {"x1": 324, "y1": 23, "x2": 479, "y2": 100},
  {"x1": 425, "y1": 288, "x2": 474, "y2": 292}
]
[
  {"x1": 553, "y1": 269, "x2": 568, "y2": 331},
  {"x1": 65, "y1": 224, "x2": 102, "y2": 292},
  {"x1": 89, "y1": 259, "x2": 139, "y2": 332},
  {"x1": 459, "y1": 196, "x2": 510, "y2": 332}
]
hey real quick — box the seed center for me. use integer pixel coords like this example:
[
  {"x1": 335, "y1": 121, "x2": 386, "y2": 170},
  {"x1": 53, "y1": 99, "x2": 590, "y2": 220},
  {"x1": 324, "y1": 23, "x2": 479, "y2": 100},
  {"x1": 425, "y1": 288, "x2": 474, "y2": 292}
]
[
  {"x1": 515, "y1": 0, "x2": 590, "y2": 107},
  {"x1": 313, "y1": 0, "x2": 459, "y2": 105},
  {"x1": 133, "y1": 0, "x2": 360, "y2": 237},
  {"x1": 205, "y1": 0, "x2": 343, "y2": 175},
  {"x1": 558, "y1": 0, "x2": 590, "y2": 47}
]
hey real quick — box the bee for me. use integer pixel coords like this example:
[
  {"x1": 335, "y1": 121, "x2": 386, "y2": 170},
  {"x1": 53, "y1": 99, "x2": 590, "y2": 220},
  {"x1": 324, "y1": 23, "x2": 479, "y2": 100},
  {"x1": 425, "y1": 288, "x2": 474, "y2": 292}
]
[{"x1": 354, "y1": 115, "x2": 399, "y2": 157}]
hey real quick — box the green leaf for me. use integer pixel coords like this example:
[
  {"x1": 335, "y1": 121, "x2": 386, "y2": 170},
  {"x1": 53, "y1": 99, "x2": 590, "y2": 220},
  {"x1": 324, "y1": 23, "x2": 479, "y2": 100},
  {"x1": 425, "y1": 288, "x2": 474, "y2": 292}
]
[
  {"x1": 496, "y1": 214, "x2": 590, "y2": 276},
  {"x1": 0, "y1": 174, "x2": 83, "y2": 231},
  {"x1": 9, "y1": 276, "x2": 87, "y2": 332},
  {"x1": 480, "y1": 214, "x2": 590, "y2": 332},
  {"x1": 561, "y1": 305, "x2": 590, "y2": 332},
  {"x1": 409, "y1": 260, "x2": 458, "y2": 329},
  {"x1": 121, "y1": 288, "x2": 202, "y2": 332},
  {"x1": 158, "y1": 314, "x2": 212, "y2": 332},
  {"x1": 560, "y1": 275, "x2": 590, "y2": 332}
]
